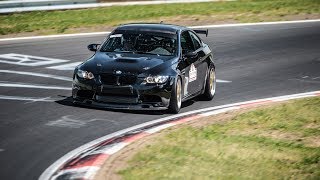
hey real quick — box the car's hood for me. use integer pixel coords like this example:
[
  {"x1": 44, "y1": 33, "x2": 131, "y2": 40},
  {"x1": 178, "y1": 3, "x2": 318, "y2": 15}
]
[{"x1": 80, "y1": 52, "x2": 175, "y2": 75}]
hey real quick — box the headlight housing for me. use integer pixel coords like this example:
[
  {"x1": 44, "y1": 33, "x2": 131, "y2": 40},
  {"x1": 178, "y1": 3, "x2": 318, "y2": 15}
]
[
  {"x1": 144, "y1": 75, "x2": 169, "y2": 84},
  {"x1": 76, "y1": 70, "x2": 94, "y2": 80}
]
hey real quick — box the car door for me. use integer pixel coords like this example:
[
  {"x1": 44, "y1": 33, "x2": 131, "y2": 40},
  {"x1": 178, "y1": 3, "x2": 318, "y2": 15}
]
[
  {"x1": 180, "y1": 30, "x2": 206, "y2": 97},
  {"x1": 188, "y1": 31, "x2": 208, "y2": 94},
  {"x1": 180, "y1": 30, "x2": 195, "y2": 98}
]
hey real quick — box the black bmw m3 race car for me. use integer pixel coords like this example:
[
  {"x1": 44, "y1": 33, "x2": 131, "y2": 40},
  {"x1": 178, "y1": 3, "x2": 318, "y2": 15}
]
[{"x1": 72, "y1": 23, "x2": 216, "y2": 113}]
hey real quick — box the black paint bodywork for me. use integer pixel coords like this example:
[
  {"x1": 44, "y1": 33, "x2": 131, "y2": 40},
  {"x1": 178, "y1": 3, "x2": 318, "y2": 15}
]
[{"x1": 72, "y1": 24, "x2": 215, "y2": 110}]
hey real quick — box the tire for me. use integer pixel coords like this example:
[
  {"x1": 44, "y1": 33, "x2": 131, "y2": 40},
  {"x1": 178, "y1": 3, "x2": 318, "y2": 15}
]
[
  {"x1": 168, "y1": 77, "x2": 182, "y2": 114},
  {"x1": 203, "y1": 66, "x2": 216, "y2": 100}
]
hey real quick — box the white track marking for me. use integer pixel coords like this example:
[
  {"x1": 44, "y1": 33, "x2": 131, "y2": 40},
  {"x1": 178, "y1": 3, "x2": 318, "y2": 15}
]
[
  {"x1": 101, "y1": 142, "x2": 128, "y2": 155},
  {"x1": 39, "y1": 90, "x2": 320, "y2": 180},
  {"x1": 0, "y1": 82, "x2": 71, "y2": 90},
  {"x1": 0, "y1": 95, "x2": 55, "y2": 102},
  {"x1": 46, "y1": 117, "x2": 88, "y2": 128},
  {"x1": 85, "y1": 144, "x2": 124, "y2": 156},
  {"x1": 1, "y1": 19, "x2": 320, "y2": 42},
  {"x1": 217, "y1": 79, "x2": 231, "y2": 83},
  {"x1": 47, "y1": 62, "x2": 82, "y2": 71},
  {"x1": 272, "y1": 94, "x2": 317, "y2": 102},
  {"x1": 145, "y1": 123, "x2": 175, "y2": 134},
  {"x1": 0, "y1": 149, "x2": 4, "y2": 152},
  {"x1": 0, "y1": 70, "x2": 72, "y2": 81},
  {"x1": 46, "y1": 116, "x2": 112, "y2": 128},
  {"x1": 0, "y1": 32, "x2": 110, "y2": 42},
  {"x1": 200, "y1": 106, "x2": 240, "y2": 116},
  {"x1": 0, "y1": 53, "x2": 68, "y2": 66},
  {"x1": 50, "y1": 166, "x2": 99, "y2": 180}
]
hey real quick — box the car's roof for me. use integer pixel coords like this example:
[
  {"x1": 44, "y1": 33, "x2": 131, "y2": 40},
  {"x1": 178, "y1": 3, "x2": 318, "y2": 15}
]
[{"x1": 115, "y1": 23, "x2": 189, "y2": 34}]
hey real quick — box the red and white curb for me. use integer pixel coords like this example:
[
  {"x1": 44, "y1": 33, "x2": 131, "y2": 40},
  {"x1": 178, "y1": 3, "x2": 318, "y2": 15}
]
[{"x1": 39, "y1": 90, "x2": 320, "y2": 180}]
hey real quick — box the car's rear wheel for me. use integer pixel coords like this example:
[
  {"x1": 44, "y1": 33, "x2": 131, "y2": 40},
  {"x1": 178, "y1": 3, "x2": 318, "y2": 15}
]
[
  {"x1": 168, "y1": 77, "x2": 182, "y2": 114},
  {"x1": 203, "y1": 66, "x2": 216, "y2": 100}
]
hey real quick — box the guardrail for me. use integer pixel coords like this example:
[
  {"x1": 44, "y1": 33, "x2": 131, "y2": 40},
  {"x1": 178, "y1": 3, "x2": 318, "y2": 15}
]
[
  {"x1": 0, "y1": 0, "x2": 96, "y2": 9},
  {"x1": 0, "y1": 0, "x2": 219, "y2": 14}
]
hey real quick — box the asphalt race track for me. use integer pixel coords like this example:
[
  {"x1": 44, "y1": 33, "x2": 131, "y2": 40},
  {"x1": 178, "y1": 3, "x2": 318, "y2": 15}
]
[{"x1": 0, "y1": 21, "x2": 320, "y2": 180}]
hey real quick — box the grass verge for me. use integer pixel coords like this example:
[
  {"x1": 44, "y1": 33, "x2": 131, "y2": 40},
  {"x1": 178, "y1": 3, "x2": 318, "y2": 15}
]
[
  {"x1": 0, "y1": 0, "x2": 320, "y2": 37},
  {"x1": 118, "y1": 97, "x2": 320, "y2": 179}
]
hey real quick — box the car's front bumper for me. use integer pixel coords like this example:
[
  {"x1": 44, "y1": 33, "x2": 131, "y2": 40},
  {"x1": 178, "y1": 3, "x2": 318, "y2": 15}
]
[{"x1": 72, "y1": 76, "x2": 174, "y2": 110}]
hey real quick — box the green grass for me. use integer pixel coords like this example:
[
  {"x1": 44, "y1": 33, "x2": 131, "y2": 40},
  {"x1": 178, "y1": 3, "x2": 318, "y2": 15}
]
[
  {"x1": 119, "y1": 97, "x2": 320, "y2": 179},
  {"x1": 0, "y1": 0, "x2": 320, "y2": 35}
]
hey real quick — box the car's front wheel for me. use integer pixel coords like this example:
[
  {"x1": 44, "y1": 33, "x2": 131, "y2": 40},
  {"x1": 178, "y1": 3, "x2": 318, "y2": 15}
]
[
  {"x1": 203, "y1": 66, "x2": 216, "y2": 100},
  {"x1": 168, "y1": 77, "x2": 182, "y2": 114}
]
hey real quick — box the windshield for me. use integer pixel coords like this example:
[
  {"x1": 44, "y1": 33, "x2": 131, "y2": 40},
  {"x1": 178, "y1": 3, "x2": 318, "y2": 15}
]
[{"x1": 100, "y1": 31, "x2": 177, "y2": 56}]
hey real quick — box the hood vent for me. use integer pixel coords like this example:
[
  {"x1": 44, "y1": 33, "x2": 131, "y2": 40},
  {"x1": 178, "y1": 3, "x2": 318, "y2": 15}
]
[{"x1": 116, "y1": 58, "x2": 138, "y2": 63}]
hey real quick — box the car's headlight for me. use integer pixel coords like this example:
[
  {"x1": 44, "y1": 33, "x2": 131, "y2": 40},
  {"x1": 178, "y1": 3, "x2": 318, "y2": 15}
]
[
  {"x1": 76, "y1": 70, "x2": 94, "y2": 80},
  {"x1": 144, "y1": 75, "x2": 169, "y2": 84}
]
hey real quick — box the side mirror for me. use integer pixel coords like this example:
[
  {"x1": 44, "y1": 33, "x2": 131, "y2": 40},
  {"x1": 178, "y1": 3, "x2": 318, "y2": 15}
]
[{"x1": 87, "y1": 44, "x2": 100, "y2": 52}]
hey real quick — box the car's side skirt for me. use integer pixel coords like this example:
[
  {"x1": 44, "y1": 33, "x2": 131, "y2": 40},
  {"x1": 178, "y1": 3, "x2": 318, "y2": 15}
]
[{"x1": 182, "y1": 90, "x2": 203, "y2": 102}]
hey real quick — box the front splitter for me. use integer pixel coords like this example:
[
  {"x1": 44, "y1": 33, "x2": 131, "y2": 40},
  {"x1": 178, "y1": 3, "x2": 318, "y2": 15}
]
[{"x1": 73, "y1": 99, "x2": 168, "y2": 111}]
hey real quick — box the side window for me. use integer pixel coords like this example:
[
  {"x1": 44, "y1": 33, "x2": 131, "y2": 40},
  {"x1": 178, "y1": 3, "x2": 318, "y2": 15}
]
[
  {"x1": 181, "y1": 31, "x2": 195, "y2": 54},
  {"x1": 189, "y1": 32, "x2": 202, "y2": 50}
]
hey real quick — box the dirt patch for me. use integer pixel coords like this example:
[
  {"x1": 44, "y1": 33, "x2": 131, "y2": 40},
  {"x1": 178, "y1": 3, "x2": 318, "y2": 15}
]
[{"x1": 304, "y1": 123, "x2": 320, "y2": 129}]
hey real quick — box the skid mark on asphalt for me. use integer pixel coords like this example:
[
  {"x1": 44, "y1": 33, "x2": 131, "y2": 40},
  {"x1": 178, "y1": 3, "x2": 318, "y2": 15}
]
[
  {"x1": 46, "y1": 115, "x2": 120, "y2": 128},
  {"x1": 0, "y1": 70, "x2": 72, "y2": 81},
  {"x1": 289, "y1": 75, "x2": 320, "y2": 84},
  {"x1": 290, "y1": 79, "x2": 320, "y2": 84},
  {"x1": 301, "y1": 76, "x2": 320, "y2": 80}
]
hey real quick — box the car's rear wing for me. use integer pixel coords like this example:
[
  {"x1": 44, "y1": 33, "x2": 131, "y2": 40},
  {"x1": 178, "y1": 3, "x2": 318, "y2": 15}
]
[{"x1": 193, "y1": 29, "x2": 208, "y2": 37}]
